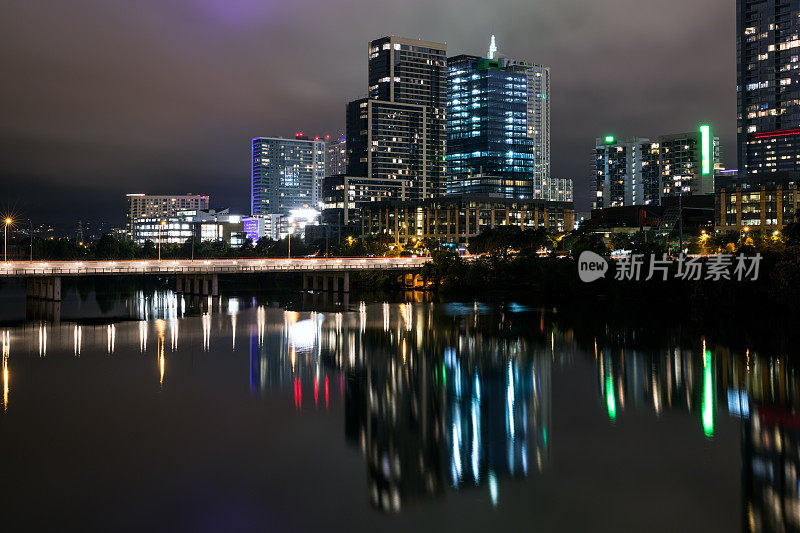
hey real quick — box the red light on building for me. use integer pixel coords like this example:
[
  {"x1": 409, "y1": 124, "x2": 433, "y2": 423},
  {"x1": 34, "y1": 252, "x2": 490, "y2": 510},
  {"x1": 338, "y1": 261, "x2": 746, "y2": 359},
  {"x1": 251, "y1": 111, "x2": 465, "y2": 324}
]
[{"x1": 753, "y1": 128, "x2": 800, "y2": 139}]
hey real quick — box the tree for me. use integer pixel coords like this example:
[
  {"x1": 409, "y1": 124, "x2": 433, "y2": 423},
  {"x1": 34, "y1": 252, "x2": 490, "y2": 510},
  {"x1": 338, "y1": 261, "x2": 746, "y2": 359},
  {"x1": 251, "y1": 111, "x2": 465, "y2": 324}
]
[{"x1": 569, "y1": 232, "x2": 608, "y2": 258}]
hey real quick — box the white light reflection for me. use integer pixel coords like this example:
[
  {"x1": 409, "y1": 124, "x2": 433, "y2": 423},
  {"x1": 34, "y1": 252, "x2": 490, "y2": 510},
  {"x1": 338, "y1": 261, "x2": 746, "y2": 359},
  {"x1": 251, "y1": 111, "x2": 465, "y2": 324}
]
[
  {"x1": 257, "y1": 306, "x2": 265, "y2": 346},
  {"x1": 73, "y1": 325, "x2": 82, "y2": 356},
  {"x1": 139, "y1": 321, "x2": 148, "y2": 352},
  {"x1": 472, "y1": 373, "x2": 481, "y2": 483},
  {"x1": 107, "y1": 324, "x2": 116, "y2": 354},
  {"x1": 38, "y1": 325, "x2": 47, "y2": 357},
  {"x1": 231, "y1": 314, "x2": 237, "y2": 351},
  {"x1": 202, "y1": 313, "x2": 211, "y2": 351}
]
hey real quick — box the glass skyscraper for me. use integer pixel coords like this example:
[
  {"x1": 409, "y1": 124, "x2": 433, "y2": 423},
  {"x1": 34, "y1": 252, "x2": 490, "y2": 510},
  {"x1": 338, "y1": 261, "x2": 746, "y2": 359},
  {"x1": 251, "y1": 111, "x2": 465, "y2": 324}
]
[
  {"x1": 251, "y1": 137, "x2": 325, "y2": 216},
  {"x1": 737, "y1": 0, "x2": 800, "y2": 175},
  {"x1": 445, "y1": 39, "x2": 554, "y2": 200},
  {"x1": 446, "y1": 55, "x2": 533, "y2": 197}
]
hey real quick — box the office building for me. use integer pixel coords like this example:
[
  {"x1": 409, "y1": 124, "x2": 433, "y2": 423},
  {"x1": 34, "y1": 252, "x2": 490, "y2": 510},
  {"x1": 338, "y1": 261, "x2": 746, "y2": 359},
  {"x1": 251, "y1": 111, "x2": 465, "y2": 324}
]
[
  {"x1": 321, "y1": 174, "x2": 408, "y2": 226},
  {"x1": 594, "y1": 127, "x2": 719, "y2": 208},
  {"x1": 251, "y1": 136, "x2": 326, "y2": 216},
  {"x1": 494, "y1": 41, "x2": 551, "y2": 198},
  {"x1": 126, "y1": 193, "x2": 209, "y2": 234},
  {"x1": 446, "y1": 55, "x2": 533, "y2": 194},
  {"x1": 737, "y1": 0, "x2": 800, "y2": 175},
  {"x1": 715, "y1": 171, "x2": 800, "y2": 232},
  {"x1": 446, "y1": 39, "x2": 552, "y2": 201},
  {"x1": 325, "y1": 134, "x2": 347, "y2": 177},
  {"x1": 131, "y1": 208, "x2": 245, "y2": 247},
  {"x1": 361, "y1": 194, "x2": 574, "y2": 247},
  {"x1": 346, "y1": 36, "x2": 447, "y2": 201}
]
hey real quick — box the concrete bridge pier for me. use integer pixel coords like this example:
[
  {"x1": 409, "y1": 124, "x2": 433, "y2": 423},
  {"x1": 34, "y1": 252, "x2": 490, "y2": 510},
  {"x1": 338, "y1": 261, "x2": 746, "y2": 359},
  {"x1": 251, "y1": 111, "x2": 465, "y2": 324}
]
[
  {"x1": 303, "y1": 272, "x2": 349, "y2": 292},
  {"x1": 26, "y1": 277, "x2": 62, "y2": 301},
  {"x1": 176, "y1": 274, "x2": 219, "y2": 296}
]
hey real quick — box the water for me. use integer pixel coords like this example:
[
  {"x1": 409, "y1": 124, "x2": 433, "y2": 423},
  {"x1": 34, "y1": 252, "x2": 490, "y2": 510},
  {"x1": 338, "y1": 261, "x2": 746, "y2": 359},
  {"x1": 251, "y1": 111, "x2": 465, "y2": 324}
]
[{"x1": 0, "y1": 287, "x2": 785, "y2": 532}]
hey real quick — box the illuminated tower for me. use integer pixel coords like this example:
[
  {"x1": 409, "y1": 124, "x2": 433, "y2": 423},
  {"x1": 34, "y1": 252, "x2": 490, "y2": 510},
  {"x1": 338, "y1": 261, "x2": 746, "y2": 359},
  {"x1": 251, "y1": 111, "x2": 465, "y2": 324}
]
[
  {"x1": 346, "y1": 36, "x2": 447, "y2": 201},
  {"x1": 594, "y1": 127, "x2": 719, "y2": 208},
  {"x1": 251, "y1": 136, "x2": 326, "y2": 216},
  {"x1": 737, "y1": 0, "x2": 800, "y2": 175}
]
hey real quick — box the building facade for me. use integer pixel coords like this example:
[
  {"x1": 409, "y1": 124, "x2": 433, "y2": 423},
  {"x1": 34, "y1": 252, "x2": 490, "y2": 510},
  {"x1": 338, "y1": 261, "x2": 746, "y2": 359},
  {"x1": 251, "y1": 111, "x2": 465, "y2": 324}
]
[
  {"x1": 446, "y1": 55, "x2": 533, "y2": 193},
  {"x1": 346, "y1": 36, "x2": 447, "y2": 201},
  {"x1": 499, "y1": 55, "x2": 551, "y2": 197},
  {"x1": 325, "y1": 134, "x2": 347, "y2": 177},
  {"x1": 361, "y1": 194, "x2": 574, "y2": 247},
  {"x1": 446, "y1": 39, "x2": 552, "y2": 201},
  {"x1": 131, "y1": 209, "x2": 245, "y2": 247},
  {"x1": 322, "y1": 174, "x2": 408, "y2": 226},
  {"x1": 737, "y1": 0, "x2": 800, "y2": 175},
  {"x1": 126, "y1": 194, "x2": 209, "y2": 234},
  {"x1": 595, "y1": 127, "x2": 719, "y2": 208},
  {"x1": 251, "y1": 136, "x2": 326, "y2": 216},
  {"x1": 715, "y1": 172, "x2": 800, "y2": 232}
]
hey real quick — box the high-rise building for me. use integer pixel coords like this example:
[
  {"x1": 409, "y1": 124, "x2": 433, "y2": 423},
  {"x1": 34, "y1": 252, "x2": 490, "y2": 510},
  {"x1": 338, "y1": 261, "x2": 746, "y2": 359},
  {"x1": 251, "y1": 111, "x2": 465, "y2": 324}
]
[
  {"x1": 325, "y1": 134, "x2": 347, "y2": 177},
  {"x1": 445, "y1": 38, "x2": 552, "y2": 200},
  {"x1": 126, "y1": 193, "x2": 209, "y2": 235},
  {"x1": 737, "y1": 0, "x2": 800, "y2": 175},
  {"x1": 446, "y1": 55, "x2": 533, "y2": 195},
  {"x1": 499, "y1": 57, "x2": 551, "y2": 197},
  {"x1": 251, "y1": 136, "x2": 326, "y2": 216},
  {"x1": 594, "y1": 128, "x2": 719, "y2": 208},
  {"x1": 346, "y1": 36, "x2": 447, "y2": 201}
]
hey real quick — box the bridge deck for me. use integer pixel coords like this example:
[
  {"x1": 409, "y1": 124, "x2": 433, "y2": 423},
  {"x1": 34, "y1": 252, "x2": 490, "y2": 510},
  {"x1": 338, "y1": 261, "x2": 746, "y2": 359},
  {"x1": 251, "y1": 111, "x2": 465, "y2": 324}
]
[{"x1": 0, "y1": 257, "x2": 428, "y2": 278}]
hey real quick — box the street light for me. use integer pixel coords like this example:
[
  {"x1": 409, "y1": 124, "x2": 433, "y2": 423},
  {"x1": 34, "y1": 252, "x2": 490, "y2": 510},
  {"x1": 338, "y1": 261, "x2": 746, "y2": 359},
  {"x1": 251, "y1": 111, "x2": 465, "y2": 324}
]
[
  {"x1": 158, "y1": 220, "x2": 167, "y2": 261},
  {"x1": 4, "y1": 218, "x2": 11, "y2": 262}
]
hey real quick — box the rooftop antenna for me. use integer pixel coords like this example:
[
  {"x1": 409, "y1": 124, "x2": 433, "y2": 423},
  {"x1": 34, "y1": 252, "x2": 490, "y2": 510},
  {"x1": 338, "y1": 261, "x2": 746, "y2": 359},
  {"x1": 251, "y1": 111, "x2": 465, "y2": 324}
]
[{"x1": 488, "y1": 35, "x2": 497, "y2": 59}]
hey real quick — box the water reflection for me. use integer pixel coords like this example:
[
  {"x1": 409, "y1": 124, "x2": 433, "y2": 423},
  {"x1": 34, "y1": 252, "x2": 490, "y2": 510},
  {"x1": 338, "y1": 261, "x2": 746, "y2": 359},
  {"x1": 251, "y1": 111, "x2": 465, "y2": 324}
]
[{"x1": 1, "y1": 297, "x2": 799, "y2": 528}]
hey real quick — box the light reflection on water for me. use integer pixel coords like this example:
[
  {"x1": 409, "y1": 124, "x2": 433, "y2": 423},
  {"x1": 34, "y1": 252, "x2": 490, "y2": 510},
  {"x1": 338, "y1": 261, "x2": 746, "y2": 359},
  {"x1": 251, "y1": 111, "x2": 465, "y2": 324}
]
[{"x1": 0, "y1": 291, "x2": 796, "y2": 530}]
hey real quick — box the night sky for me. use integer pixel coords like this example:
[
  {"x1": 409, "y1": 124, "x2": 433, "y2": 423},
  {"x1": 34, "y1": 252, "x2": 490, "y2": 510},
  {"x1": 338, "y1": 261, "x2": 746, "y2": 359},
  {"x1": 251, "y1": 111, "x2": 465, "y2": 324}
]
[{"x1": 0, "y1": 0, "x2": 735, "y2": 229}]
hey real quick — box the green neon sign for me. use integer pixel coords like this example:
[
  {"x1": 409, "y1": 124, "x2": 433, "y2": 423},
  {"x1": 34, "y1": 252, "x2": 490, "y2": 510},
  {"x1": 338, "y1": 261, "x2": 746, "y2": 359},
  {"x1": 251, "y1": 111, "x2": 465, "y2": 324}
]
[
  {"x1": 700, "y1": 125, "x2": 711, "y2": 175},
  {"x1": 605, "y1": 136, "x2": 615, "y2": 144}
]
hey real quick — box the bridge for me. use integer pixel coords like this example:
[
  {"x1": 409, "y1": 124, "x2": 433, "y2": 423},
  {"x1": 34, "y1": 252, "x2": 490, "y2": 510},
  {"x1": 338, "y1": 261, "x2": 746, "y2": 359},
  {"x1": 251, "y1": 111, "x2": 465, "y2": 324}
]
[{"x1": 0, "y1": 257, "x2": 429, "y2": 300}]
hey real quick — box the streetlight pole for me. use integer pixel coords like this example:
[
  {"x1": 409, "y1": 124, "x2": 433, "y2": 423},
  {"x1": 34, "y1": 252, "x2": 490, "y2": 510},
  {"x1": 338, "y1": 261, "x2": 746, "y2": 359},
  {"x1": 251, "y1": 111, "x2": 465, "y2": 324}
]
[
  {"x1": 3, "y1": 218, "x2": 10, "y2": 263},
  {"x1": 27, "y1": 219, "x2": 33, "y2": 262},
  {"x1": 287, "y1": 223, "x2": 297, "y2": 259},
  {"x1": 158, "y1": 220, "x2": 166, "y2": 261}
]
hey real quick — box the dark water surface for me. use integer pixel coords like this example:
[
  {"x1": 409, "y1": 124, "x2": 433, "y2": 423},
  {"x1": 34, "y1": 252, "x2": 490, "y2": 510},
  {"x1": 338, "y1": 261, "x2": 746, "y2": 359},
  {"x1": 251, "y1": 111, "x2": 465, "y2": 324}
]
[{"x1": 0, "y1": 285, "x2": 787, "y2": 532}]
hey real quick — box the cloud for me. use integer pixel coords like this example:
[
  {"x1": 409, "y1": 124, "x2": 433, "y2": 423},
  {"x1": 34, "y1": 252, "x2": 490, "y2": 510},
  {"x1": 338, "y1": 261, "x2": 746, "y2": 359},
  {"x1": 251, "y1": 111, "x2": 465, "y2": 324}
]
[{"x1": 0, "y1": 0, "x2": 736, "y2": 226}]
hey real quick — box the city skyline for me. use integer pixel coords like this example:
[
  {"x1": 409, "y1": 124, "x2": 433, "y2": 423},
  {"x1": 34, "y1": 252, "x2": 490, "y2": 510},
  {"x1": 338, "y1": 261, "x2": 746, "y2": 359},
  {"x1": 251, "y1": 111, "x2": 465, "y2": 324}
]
[{"x1": 0, "y1": 0, "x2": 735, "y2": 229}]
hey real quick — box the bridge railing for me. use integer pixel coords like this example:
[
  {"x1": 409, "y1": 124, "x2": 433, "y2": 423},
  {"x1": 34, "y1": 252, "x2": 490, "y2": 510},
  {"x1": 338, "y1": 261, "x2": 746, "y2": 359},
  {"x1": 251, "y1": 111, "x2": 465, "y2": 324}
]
[{"x1": 0, "y1": 258, "x2": 429, "y2": 278}]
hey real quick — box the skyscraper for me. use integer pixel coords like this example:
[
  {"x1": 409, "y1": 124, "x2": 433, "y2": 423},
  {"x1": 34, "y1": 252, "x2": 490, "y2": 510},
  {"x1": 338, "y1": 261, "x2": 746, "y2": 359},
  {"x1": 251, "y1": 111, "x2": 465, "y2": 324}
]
[
  {"x1": 501, "y1": 57, "x2": 551, "y2": 196},
  {"x1": 325, "y1": 133, "x2": 347, "y2": 177},
  {"x1": 346, "y1": 36, "x2": 447, "y2": 201},
  {"x1": 251, "y1": 136, "x2": 325, "y2": 216},
  {"x1": 446, "y1": 55, "x2": 533, "y2": 197},
  {"x1": 737, "y1": 0, "x2": 800, "y2": 175},
  {"x1": 445, "y1": 38, "x2": 552, "y2": 200}
]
